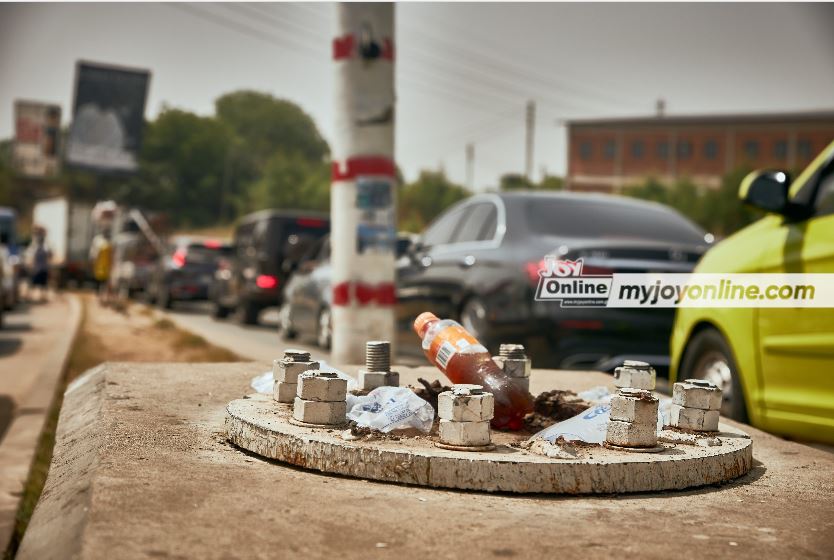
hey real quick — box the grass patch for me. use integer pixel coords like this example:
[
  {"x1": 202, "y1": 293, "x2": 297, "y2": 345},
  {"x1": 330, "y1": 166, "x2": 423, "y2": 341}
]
[
  {"x1": 4, "y1": 299, "x2": 96, "y2": 559},
  {"x1": 154, "y1": 318, "x2": 176, "y2": 330}
]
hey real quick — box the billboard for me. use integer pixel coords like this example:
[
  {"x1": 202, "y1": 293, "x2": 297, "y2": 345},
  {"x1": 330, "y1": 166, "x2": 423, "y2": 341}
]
[
  {"x1": 65, "y1": 61, "x2": 151, "y2": 173},
  {"x1": 12, "y1": 101, "x2": 61, "y2": 178}
]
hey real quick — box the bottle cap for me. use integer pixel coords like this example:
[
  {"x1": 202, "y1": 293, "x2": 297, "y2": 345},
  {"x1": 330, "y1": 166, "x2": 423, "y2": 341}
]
[{"x1": 413, "y1": 312, "x2": 439, "y2": 336}]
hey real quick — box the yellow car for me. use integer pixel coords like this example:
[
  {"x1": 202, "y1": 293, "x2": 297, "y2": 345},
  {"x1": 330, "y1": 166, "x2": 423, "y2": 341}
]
[{"x1": 671, "y1": 140, "x2": 834, "y2": 444}]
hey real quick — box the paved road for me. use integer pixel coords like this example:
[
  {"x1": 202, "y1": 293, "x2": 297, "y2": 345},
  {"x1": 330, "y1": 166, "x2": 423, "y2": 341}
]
[{"x1": 158, "y1": 301, "x2": 424, "y2": 367}]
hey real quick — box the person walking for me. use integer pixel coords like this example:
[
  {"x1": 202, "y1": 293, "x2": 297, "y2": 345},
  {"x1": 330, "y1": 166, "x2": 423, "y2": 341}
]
[
  {"x1": 25, "y1": 226, "x2": 52, "y2": 303},
  {"x1": 89, "y1": 228, "x2": 114, "y2": 304}
]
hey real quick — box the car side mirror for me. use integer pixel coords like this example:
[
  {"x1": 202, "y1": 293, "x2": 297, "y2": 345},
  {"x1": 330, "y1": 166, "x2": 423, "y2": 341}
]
[{"x1": 739, "y1": 170, "x2": 791, "y2": 213}]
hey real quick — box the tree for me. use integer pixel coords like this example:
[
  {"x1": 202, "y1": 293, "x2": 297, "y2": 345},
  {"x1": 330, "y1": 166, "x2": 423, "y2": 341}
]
[
  {"x1": 215, "y1": 90, "x2": 329, "y2": 168},
  {"x1": 399, "y1": 171, "x2": 470, "y2": 232},
  {"x1": 499, "y1": 172, "x2": 564, "y2": 191},
  {"x1": 248, "y1": 153, "x2": 330, "y2": 213}
]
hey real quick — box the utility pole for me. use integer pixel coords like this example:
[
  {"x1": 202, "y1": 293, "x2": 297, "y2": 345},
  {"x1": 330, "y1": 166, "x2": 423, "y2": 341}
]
[
  {"x1": 331, "y1": 3, "x2": 397, "y2": 364},
  {"x1": 525, "y1": 100, "x2": 535, "y2": 180},
  {"x1": 465, "y1": 143, "x2": 474, "y2": 190}
]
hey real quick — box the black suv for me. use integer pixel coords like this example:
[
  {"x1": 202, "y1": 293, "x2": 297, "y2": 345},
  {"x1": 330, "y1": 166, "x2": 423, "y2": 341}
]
[
  {"x1": 148, "y1": 236, "x2": 232, "y2": 309},
  {"x1": 211, "y1": 210, "x2": 329, "y2": 324}
]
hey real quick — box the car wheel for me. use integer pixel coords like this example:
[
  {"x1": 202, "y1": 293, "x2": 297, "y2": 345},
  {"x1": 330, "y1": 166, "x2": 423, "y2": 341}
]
[
  {"x1": 460, "y1": 297, "x2": 491, "y2": 343},
  {"x1": 679, "y1": 327, "x2": 748, "y2": 423},
  {"x1": 317, "y1": 307, "x2": 332, "y2": 349},
  {"x1": 278, "y1": 305, "x2": 297, "y2": 339},
  {"x1": 157, "y1": 287, "x2": 173, "y2": 310},
  {"x1": 212, "y1": 301, "x2": 230, "y2": 319},
  {"x1": 238, "y1": 301, "x2": 260, "y2": 325}
]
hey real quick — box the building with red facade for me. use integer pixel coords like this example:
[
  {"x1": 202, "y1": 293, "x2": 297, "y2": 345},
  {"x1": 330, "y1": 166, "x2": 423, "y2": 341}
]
[{"x1": 565, "y1": 110, "x2": 834, "y2": 192}]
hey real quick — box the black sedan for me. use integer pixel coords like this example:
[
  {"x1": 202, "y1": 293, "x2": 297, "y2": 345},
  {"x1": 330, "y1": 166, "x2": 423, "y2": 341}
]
[
  {"x1": 281, "y1": 191, "x2": 711, "y2": 370},
  {"x1": 147, "y1": 236, "x2": 232, "y2": 309}
]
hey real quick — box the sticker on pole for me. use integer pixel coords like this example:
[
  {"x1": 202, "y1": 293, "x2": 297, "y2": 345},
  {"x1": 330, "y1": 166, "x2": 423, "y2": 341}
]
[{"x1": 355, "y1": 178, "x2": 395, "y2": 254}]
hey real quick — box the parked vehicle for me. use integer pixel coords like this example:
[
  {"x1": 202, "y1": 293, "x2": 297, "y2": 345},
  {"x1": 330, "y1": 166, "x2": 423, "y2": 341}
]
[
  {"x1": 671, "y1": 140, "x2": 834, "y2": 444},
  {"x1": 147, "y1": 236, "x2": 231, "y2": 309},
  {"x1": 211, "y1": 210, "x2": 329, "y2": 325},
  {"x1": 281, "y1": 193, "x2": 709, "y2": 369},
  {"x1": 280, "y1": 233, "x2": 419, "y2": 349},
  {"x1": 32, "y1": 197, "x2": 94, "y2": 287},
  {"x1": 0, "y1": 207, "x2": 21, "y2": 309}
]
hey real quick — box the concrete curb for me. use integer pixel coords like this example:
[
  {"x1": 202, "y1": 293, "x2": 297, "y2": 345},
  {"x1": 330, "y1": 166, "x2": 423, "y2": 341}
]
[{"x1": 0, "y1": 293, "x2": 83, "y2": 550}]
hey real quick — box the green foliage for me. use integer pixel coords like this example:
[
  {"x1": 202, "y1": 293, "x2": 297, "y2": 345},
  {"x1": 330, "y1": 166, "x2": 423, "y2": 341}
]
[
  {"x1": 215, "y1": 90, "x2": 329, "y2": 166},
  {"x1": 399, "y1": 170, "x2": 470, "y2": 232},
  {"x1": 249, "y1": 153, "x2": 330, "y2": 213},
  {"x1": 499, "y1": 173, "x2": 564, "y2": 191},
  {"x1": 623, "y1": 170, "x2": 760, "y2": 237}
]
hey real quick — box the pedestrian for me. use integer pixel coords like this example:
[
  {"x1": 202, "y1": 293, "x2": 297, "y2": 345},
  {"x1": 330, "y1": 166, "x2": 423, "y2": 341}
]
[
  {"x1": 89, "y1": 228, "x2": 114, "y2": 304},
  {"x1": 25, "y1": 225, "x2": 52, "y2": 303}
]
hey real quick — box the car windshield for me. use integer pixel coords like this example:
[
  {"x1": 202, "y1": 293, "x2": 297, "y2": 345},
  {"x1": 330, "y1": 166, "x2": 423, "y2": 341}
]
[
  {"x1": 524, "y1": 198, "x2": 706, "y2": 244},
  {"x1": 186, "y1": 243, "x2": 232, "y2": 264}
]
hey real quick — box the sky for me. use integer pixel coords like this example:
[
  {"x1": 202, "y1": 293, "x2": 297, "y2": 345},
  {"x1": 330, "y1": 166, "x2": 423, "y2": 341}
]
[{"x1": 2, "y1": 2, "x2": 834, "y2": 191}]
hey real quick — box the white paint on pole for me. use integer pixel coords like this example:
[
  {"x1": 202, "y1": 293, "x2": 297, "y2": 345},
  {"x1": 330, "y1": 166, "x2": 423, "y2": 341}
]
[{"x1": 331, "y1": 3, "x2": 397, "y2": 364}]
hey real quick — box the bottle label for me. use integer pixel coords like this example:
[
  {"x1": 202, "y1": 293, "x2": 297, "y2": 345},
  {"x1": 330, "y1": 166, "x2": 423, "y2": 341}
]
[{"x1": 430, "y1": 326, "x2": 481, "y2": 372}]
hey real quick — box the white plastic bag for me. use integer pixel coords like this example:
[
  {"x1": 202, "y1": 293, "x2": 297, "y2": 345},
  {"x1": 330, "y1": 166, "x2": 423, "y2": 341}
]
[
  {"x1": 346, "y1": 386, "x2": 435, "y2": 433},
  {"x1": 532, "y1": 395, "x2": 673, "y2": 444},
  {"x1": 249, "y1": 359, "x2": 359, "y2": 394}
]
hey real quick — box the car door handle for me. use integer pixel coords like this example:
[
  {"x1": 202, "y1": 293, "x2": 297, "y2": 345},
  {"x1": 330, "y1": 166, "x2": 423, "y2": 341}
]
[{"x1": 459, "y1": 255, "x2": 476, "y2": 268}]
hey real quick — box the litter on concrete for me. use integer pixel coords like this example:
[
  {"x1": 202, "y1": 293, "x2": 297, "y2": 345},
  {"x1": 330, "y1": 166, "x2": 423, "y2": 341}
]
[{"x1": 346, "y1": 386, "x2": 435, "y2": 433}]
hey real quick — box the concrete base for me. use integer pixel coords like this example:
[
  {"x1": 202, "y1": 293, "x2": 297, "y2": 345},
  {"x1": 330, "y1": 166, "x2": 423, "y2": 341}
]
[
  {"x1": 19, "y1": 362, "x2": 834, "y2": 559},
  {"x1": 226, "y1": 393, "x2": 753, "y2": 494}
]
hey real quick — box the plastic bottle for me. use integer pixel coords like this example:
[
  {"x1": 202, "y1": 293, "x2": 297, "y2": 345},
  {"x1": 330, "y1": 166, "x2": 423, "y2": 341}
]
[{"x1": 413, "y1": 312, "x2": 534, "y2": 431}]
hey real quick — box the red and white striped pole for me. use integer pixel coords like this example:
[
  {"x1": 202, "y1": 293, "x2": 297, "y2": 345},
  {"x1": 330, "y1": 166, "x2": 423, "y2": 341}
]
[{"x1": 331, "y1": 3, "x2": 397, "y2": 364}]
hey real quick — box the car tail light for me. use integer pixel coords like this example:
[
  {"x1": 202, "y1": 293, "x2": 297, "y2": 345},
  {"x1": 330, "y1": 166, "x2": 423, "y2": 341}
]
[
  {"x1": 525, "y1": 259, "x2": 546, "y2": 285},
  {"x1": 296, "y1": 217, "x2": 326, "y2": 228},
  {"x1": 582, "y1": 265, "x2": 613, "y2": 276},
  {"x1": 256, "y1": 274, "x2": 279, "y2": 289},
  {"x1": 172, "y1": 249, "x2": 187, "y2": 268}
]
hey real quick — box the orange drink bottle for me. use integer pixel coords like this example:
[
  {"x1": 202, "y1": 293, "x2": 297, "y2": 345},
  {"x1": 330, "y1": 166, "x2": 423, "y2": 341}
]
[{"x1": 413, "y1": 312, "x2": 534, "y2": 431}]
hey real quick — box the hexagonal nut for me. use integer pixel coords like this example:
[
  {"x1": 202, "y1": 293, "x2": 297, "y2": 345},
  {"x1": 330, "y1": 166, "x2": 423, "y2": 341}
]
[
  {"x1": 274, "y1": 359, "x2": 320, "y2": 384},
  {"x1": 358, "y1": 369, "x2": 400, "y2": 391},
  {"x1": 451, "y1": 384, "x2": 484, "y2": 395},
  {"x1": 502, "y1": 357, "x2": 531, "y2": 379},
  {"x1": 297, "y1": 371, "x2": 347, "y2": 402},
  {"x1": 672, "y1": 380, "x2": 722, "y2": 411},
  {"x1": 613, "y1": 364, "x2": 656, "y2": 390},
  {"x1": 605, "y1": 419, "x2": 657, "y2": 448},
  {"x1": 610, "y1": 390, "x2": 658, "y2": 425},
  {"x1": 292, "y1": 398, "x2": 347, "y2": 425},
  {"x1": 273, "y1": 381, "x2": 297, "y2": 403},
  {"x1": 510, "y1": 377, "x2": 530, "y2": 394},
  {"x1": 670, "y1": 404, "x2": 719, "y2": 431},
  {"x1": 438, "y1": 391, "x2": 495, "y2": 422},
  {"x1": 438, "y1": 419, "x2": 491, "y2": 446}
]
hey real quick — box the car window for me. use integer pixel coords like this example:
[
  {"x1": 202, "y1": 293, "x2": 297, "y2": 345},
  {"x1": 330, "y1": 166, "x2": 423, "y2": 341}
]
[
  {"x1": 453, "y1": 202, "x2": 498, "y2": 243},
  {"x1": 422, "y1": 207, "x2": 466, "y2": 247},
  {"x1": 525, "y1": 198, "x2": 706, "y2": 244}
]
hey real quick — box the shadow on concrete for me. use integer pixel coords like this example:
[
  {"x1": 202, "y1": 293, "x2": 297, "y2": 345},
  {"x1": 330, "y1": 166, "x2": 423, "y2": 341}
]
[
  {"x1": 0, "y1": 338, "x2": 23, "y2": 357},
  {"x1": 0, "y1": 395, "x2": 16, "y2": 444}
]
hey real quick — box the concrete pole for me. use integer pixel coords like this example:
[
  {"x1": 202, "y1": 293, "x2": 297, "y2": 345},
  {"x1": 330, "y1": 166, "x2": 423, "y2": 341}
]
[
  {"x1": 525, "y1": 100, "x2": 535, "y2": 180},
  {"x1": 331, "y1": 3, "x2": 397, "y2": 364},
  {"x1": 465, "y1": 143, "x2": 474, "y2": 190}
]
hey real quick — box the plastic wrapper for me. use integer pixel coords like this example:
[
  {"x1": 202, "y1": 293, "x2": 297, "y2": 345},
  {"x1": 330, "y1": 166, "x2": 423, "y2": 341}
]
[
  {"x1": 346, "y1": 386, "x2": 435, "y2": 433},
  {"x1": 249, "y1": 359, "x2": 359, "y2": 394},
  {"x1": 532, "y1": 395, "x2": 673, "y2": 444}
]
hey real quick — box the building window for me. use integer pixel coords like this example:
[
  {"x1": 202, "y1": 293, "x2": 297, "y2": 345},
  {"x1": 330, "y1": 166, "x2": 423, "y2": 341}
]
[
  {"x1": 677, "y1": 140, "x2": 693, "y2": 160},
  {"x1": 774, "y1": 140, "x2": 788, "y2": 160},
  {"x1": 603, "y1": 140, "x2": 616, "y2": 160},
  {"x1": 798, "y1": 139, "x2": 813, "y2": 160},
  {"x1": 704, "y1": 139, "x2": 718, "y2": 160},
  {"x1": 579, "y1": 141, "x2": 592, "y2": 160},
  {"x1": 631, "y1": 140, "x2": 644, "y2": 159},
  {"x1": 744, "y1": 140, "x2": 759, "y2": 160},
  {"x1": 657, "y1": 141, "x2": 669, "y2": 160}
]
